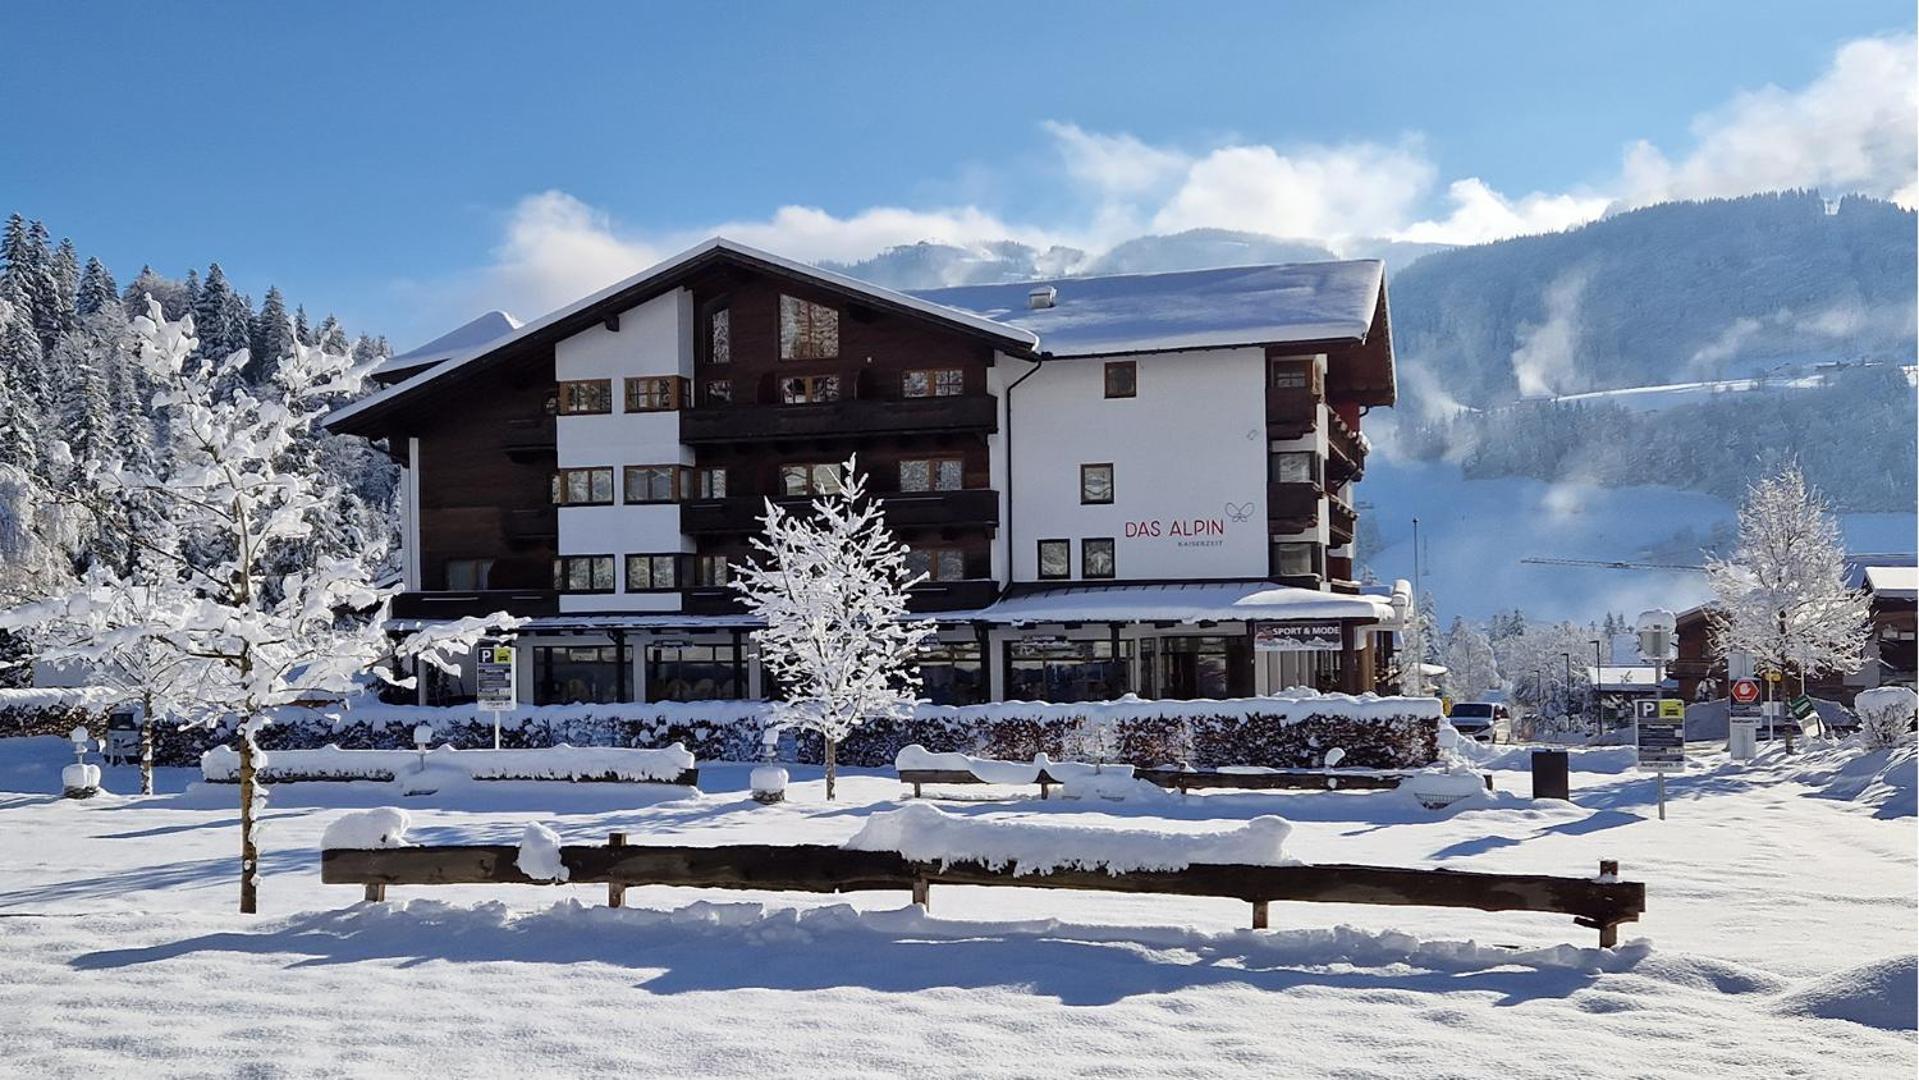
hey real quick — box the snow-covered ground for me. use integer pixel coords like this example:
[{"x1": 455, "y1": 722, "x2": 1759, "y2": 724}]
[{"x1": 0, "y1": 735, "x2": 1911, "y2": 1077}]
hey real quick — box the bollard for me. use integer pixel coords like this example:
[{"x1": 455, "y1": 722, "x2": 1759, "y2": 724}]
[{"x1": 1532, "y1": 749, "x2": 1571, "y2": 801}]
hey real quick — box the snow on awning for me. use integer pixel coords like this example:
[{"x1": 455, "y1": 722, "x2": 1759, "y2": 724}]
[{"x1": 958, "y1": 580, "x2": 1395, "y2": 627}]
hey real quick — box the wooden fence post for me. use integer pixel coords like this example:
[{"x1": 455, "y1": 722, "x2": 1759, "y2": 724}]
[
  {"x1": 912, "y1": 877, "x2": 930, "y2": 911},
  {"x1": 608, "y1": 832, "x2": 628, "y2": 908},
  {"x1": 363, "y1": 883, "x2": 386, "y2": 903},
  {"x1": 1251, "y1": 900, "x2": 1269, "y2": 930}
]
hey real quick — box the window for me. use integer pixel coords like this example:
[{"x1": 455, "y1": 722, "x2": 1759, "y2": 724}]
[
  {"x1": 1272, "y1": 540, "x2": 1320, "y2": 579},
  {"x1": 625, "y1": 554, "x2": 681, "y2": 591},
  {"x1": 1082, "y1": 538, "x2": 1116, "y2": 579},
  {"x1": 625, "y1": 376, "x2": 684, "y2": 412},
  {"x1": 915, "y1": 641, "x2": 985, "y2": 705},
  {"x1": 553, "y1": 555, "x2": 615, "y2": 593},
  {"x1": 780, "y1": 462, "x2": 843, "y2": 496},
  {"x1": 647, "y1": 642, "x2": 741, "y2": 702},
  {"x1": 1271, "y1": 357, "x2": 1317, "y2": 392},
  {"x1": 778, "y1": 294, "x2": 839, "y2": 360},
  {"x1": 779, "y1": 374, "x2": 841, "y2": 404},
  {"x1": 444, "y1": 558, "x2": 494, "y2": 591},
  {"x1": 906, "y1": 546, "x2": 966, "y2": 582},
  {"x1": 708, "y1": 307, "x2": 731, "y2": 365},
  {"x1": 558, "y1": 379, "x2": 612, "y2": 415},
  {"x1": 552, "y1": 467, "x2": 614, "y2": 506},
  {"x1": 694, "y1": 554, "x2": 732, "y2": 587},
  {"x1": 624, "y1": 465, "x2": 687, "y2": 504},
  {"x1": 532, "y1": 644, "x2": 623, "y2": 706},
  {"x1": 704, "y1": 379, "x2": 732, "y2": 404},
  {"x1": 898, "y1": 456, "x2": 963, "y2": 492},
  {"x1": 694, "y1": 467, "x2": 728, "y2": 499},
  {"x1": 1271, "y1": 450, "x2": 1320, "y2": 485},
  {"x1": 1004, "y1": 639, "x2": 1133, "y2": 704},
  {"x1": 902, "y1": 368, "x2": 964, "y2": 398},
  {"x1": 1080, "y1": 463, "x2": 1114, "y2": 504},
  {"x1": 1104, "y1": 361, "x2": 1137, "y2": 398},
  {"x1": 1037, "y1": 539, "x2": 1070, "y2": 580}
]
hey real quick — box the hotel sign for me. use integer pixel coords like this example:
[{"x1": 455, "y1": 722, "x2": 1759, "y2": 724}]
[{"x1": 1254, "y1": 621, "x2": 1342, "y2": 652}]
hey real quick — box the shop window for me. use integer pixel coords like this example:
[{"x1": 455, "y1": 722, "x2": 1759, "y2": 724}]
[
  {"x1": 557, "y1": 379, "x2": 612, "y2": 415},
  {"x1": 1082, "y1": 538, "x2": 1115, "y2": 579},
  {"x1": 551, "y1": 467, "x2": 614, "y2": 506},
  {"x1": 915, "y1": 641, "x2": 985, "y2": 705},
  {"x1": 553, "y1": 555, "x2": 615, "y2": 593},
  {"x1": 1080, "y1": 463, "x2": 1114, "y2": 504},
  {"x1": 625, "y1": 554, "x2": 681, "y2": 591},
  {"x1": 647, "y1": 643, "x2": 742, "y2": 702},
  {"x1": 533, "y1": 644, "x2": 623, "y2": 706},
  {"x1": 902, "y1": 368, "x2": 964, "y2": 398},
  {"x1": 899, "y1": 456, "x2": 963, "y2": 492},
  {"x1": 1104, "y1": 360, "x2": 1137, "y2": 398},
  {"x1": 1037, "y1": 539, "x2": 1070, "y2": 580},
  {"x1": 1004, "y1": 638, "x2": 1133, "y2": 703},
  {"x1": 779, "y1": 295, "x2": 839, "y2": 360}
]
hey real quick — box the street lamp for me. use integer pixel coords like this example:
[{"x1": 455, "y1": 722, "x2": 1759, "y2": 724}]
[{"x1": 1591, "y1": 639, "x2": 1604, "y2": 733}]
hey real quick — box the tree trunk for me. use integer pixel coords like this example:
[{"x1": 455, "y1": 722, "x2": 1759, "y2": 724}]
[
  {"x1": 824, "y1": 736, "x2": 837, "y2": 802},
  {"x1": 238, "y1": 728, "x2": 259, "y2": 914},
  {"x1": 138, "y1": 691, "x2": 154, "y2": 797}
]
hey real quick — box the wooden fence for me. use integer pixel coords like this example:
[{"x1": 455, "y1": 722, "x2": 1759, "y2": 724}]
[
  {"x1": 896, "y1": 767, "x2": 1492, "y2": 799},
  {"x1": 321, "y1": 837, "x2": 1644, "y2": 946}
]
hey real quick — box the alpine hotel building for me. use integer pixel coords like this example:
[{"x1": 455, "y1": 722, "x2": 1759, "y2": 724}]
[{"x1": 325, "y1": 240, "x2": 1409, "y2": 709}]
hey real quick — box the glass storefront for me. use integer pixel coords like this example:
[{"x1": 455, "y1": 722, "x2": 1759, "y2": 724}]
[
  {"x1": 916, "y1": 641, "x2": 985, "y2": 705},
  {"x1": 1141, "y1": 635, "x2": 1252, "y2": 700},
  {"x1": 532, "y1": 644, "x2": 624, "y2": 705},
  {"x1": 647, "y1": 643, "x2": 743, "y2": 702},
  {"x1": 1004, "y1": 639, "x2": 1133, "y2": 703}
]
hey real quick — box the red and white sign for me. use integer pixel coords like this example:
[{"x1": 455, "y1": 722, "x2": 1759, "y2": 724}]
[{"x1": 1730, "y1": 678, "x2": 1761, "y2": 705}]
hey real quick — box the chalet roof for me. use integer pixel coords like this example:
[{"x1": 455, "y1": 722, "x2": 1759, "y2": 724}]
[
  {"x1": 1846, "y1": 553, "x2": 1916, "y2": 591},
  {"x1": 372, "y1": 310, "x2": 521, "y2": 380},
  {"x1": 1864, "y1": 565, "x2": 1918, "y2": 600},
  {"x1": 910, "y1": 260, "x2": 1386, "y2": 357},
  {"x1": 325, "y1": 238, "x2": 1041, "y2": 435}
]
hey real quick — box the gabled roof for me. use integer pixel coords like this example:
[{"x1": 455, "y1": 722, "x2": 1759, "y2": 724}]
[
  {"x1": 910, "y1": 260, "x2": 1386, "y2": 357},
  {"x1": 372, "y1": 310, "x2": 521, "y2": 380},
  {"x1": 326, "y1": 237, "x2": 1042, "y2": 435},
  {"x1": 1845, "y1": 553, "x2": 1916, "y2": 591},
  {"x1": 1864, "y1": 565, "x2": 1918, "y2": 599}
]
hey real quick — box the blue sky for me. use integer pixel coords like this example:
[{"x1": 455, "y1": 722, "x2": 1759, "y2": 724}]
[{"x1": 3, "y1": 1, "x2": 1912, "y2": 346}]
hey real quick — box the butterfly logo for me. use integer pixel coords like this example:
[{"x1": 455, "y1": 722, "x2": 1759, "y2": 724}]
[{"x1": 1224, "y1": 501, "x2": 1254, "y2": 523}]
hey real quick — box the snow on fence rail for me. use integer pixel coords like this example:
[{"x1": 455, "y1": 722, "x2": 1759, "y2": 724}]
[
  {"x1": 318, "y1": 826, "x2": 1646, "y2": 946},
  {"x1": 201, "y1": 743, "x2": 698, "y2": 785},
  {"x1": 893, "y1": 745, "x2": 1491, "y2": 799}
]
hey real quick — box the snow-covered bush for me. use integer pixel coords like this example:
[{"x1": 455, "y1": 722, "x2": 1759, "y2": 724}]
[
  {"x1": 1854, "y1": 686, "x2": 1917, "y2": 749},
  {"x1": 750, "y1": 766, "x2": 788, "y2": 804}
]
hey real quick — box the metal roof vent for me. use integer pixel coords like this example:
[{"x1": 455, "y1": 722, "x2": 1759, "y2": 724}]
[{"x1": 1027, "y1": 285, "x2": 1058, "y2": 310}]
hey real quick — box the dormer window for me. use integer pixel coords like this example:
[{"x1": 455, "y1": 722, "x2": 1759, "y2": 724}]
[{"x1": 779, "y1": 295, "x2": 839, "y2": 360}]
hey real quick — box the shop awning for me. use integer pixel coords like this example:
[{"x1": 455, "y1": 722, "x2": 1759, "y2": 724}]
[{"x1": 957, "y1": 580, "x2": 1396, "y2": 626}]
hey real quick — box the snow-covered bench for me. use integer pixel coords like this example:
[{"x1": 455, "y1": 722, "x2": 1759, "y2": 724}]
[
  {"x1": 201, "y1": 743, "x2": 699, "y2": 787},
  {"x1": 894, "y1": 745, "x2": 1489, "y2": 798}
]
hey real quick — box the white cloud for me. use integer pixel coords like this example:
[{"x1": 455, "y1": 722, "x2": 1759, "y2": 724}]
[{"x1": 423, "y1": 33, "x2": 1916, "y2": 330}]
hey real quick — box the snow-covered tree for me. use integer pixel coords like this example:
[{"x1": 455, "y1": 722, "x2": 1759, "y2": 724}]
[
  {"x1": 75, "y1": 257, "x2": 118, "y2": 317},
  {"x1": 1394, "y1": 592, "x2": 1439, "y2": 694},
  {"x1": 249, "y1": 286, "x2": 294, "y2": 383},
  {"x1": 730, "y1": 458, "x2": 934, "y2": 800},
  {"x1": 1854, "y1": 686, "x2": 1916, "y2": 749},
  {"x1": 1437, "y1": 617, "x2": 1499, "y2": 701},
  {"x1": 1706, "y1": 464, "x2": 1870, "y2": 698}
]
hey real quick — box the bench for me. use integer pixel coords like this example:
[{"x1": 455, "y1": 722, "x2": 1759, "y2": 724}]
[{"x1": 322, "y1": 836, "x2": 1645, "y2": 947}]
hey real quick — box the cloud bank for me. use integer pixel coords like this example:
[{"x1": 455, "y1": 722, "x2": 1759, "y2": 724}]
[{"x1": 422, "y1": 33, "x2": 1916, "y2": 331}]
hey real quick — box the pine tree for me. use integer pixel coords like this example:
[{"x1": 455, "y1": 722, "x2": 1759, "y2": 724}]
[
  {"x1": 48, "y1": 237, "x2": 79, "y2": 344},
  {"x1": 192, "y1": 263, "x2": 247, "y2": 364},
  {"x1": 24, "y1": 221, "x2": 65, "y2": 354},
  {"x1": 122, "y1": 265, "x2": 190, "y2": 320},
  {"x1": 249, "y1": 286, "x2": 294, "y2": 383},
  {"x1": 315, "y1": 313, "x2": 348, "y2": 354},
  {"x1": 0, "y1": 275, "x2": 48, "y2": 442},
  {"x1": 76, "y1": 257, "x2": 119, "y2": 316},
  {"x1": 293, "y1": 304, "x2": 312, "y2": 346},
  {"x1": 182, "y1": 268, "x2": 200, "y2": 313}
]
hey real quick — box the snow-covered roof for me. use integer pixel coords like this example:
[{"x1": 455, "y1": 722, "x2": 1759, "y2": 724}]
[
  {"x1": 910, "y1": 260, "x2": 1385, "y2": 357},
  {"x1": 959, "y1": 580, "x2": 1395, "y2": 625},
  {"x1": 327, "y1": 238, "x2": 1040, "y2": 432},
  {"x1": 371, "y1": 310, "x2": 521, "y2": 379},
  {"x1": 1586, "y1": 666, "x2": 1660, "y2": 691},
  {"x1": 1864, "y1": 565, "x2": 1918, "y2": 599},
  {"x1": 1843, "y1": 552, "x2": 1914, "y2": 590}
]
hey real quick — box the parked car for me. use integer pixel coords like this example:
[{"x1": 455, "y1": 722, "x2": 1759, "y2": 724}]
[{"x1": 1447, "y1": 702, "x2": 1507, "y2": 742}]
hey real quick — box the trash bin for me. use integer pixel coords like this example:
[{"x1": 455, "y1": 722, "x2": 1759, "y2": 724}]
[{"x1": 1532, "y1": 749, "x2": 1570, "y2": 801}]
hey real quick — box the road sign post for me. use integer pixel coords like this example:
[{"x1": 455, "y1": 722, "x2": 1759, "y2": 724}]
[
  {"x1": 476, "y1": 643, "x2": 517, "y2": 749},
  {"x1": 1729, "y1": 677, "x2": 1761, "y2": 761}
]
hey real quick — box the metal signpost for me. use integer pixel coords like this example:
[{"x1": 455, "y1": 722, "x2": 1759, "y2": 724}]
[
  {"x1": 1728, "y1": 676, "x2": 1761, "y2": 760},
  {"x1": 1634, "y1": 610, "x2": 1682, "y2": 820},
  {"x1": 476, "y1": 643, "x2": 516, "y2": 749}
]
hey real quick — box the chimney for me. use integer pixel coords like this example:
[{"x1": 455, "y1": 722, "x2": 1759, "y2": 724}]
[{"x1": 1027, "y1": 285, "x2": 1057, "y2": 310}]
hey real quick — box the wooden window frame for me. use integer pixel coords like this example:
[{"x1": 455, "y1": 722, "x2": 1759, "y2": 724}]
[
  {"x1": 694, "y1": 554, "x2": 732, "y2": 587},
  {"x1": 1103, "y1": 361, "x2": 1137, "y2": 399},
  {"x1": 557, "y1": 379, "x2": 613, "y2": 415},
  {"x1": 624, "y1": 553, "x2": 683, "y2": 593},
  {"x1": 624, "y1": 375, "x2": 687, "y2": 413},
  {"x1": 1037, "y1": 538, "x2": 1071, "y2": 580},
  {"x1": 779, "y1": 374, "x2": 842, "y2": 405},
  {"x1": 1271, "y1": 540, "x2": 1323, "y2": 580},
  {"x1": 898, "y1": 455, "x2": 965, "y2": 493},
  {"x1": 553, "y1": 554, "x2": 616, "y2": 593},
  {"x1": 1079, "y1": 462, "x2": 1115, "y2": 505},
  {"x1": 902, "y1": 368, "x2": 965, "y2": 399},
  {"x1": 706, "y1": 304, "x2": 731, "y2": 366},
  {"x1": 1270, "y1": 356, "x2": 1322, "y2": 394},
  {"x1": 779, "y1": 462, "x2": 845, "y2": 497},
  {"x1": 906, "y1": 545, "x2": 967, "y2": 583},
  {"x1": 694, "y1": 467, "x2": 729, "y2": 499},
  {"x1": 778, "y1": 294, "x2": 840, "y2": 361},
  {"x1": 1081, "y1": 537, "x2": 1116, "y2": 579},
  {"x1": 1271, "y1": 449, "x2": 1322, "y2": 487},
  {"x1": 552, "y1": 467, "x2": 615, "y2": 507},
  {"x1": 623, "y1": 464, "x2": 689, "y2": 505},
  {"x1": 703, "y1": 378, "x2": 732, "y2": 405}
]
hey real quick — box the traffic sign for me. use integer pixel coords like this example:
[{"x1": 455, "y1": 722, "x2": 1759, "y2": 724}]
[
  {"x1": 1730, "y1": 678, "x2": 1760, "y2": 706},
  {"x1": 1788, "y1": 694, "x2": 1817, "y2": 721},
  {"x1": 1637, "y1": 696, "x2": 1684, "y2": 772}
]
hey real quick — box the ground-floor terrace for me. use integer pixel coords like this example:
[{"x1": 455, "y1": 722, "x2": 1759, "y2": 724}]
[{"x1": 401, "y1": 580, "x2": 1405, "y2": 708}]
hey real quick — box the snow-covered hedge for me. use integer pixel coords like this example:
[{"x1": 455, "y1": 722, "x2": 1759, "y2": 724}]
[
  {"x1": 136, "y1": 691, "x2": 1439, "y2": 771},
  {"x1": 201, "y1": 742, "x2": 697, "y2": 784}
]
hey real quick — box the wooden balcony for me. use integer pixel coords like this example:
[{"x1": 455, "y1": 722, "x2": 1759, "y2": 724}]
[
  {"x1": 391, "y1": 590, "x2": 559, "y2": 621},
  {"x1": 1326, "y1": 412, "x2": 1365, "y2": 483},
  {"x1": 502, "y1": 507, "x2": 557, "y2": 542},
  {"x1": 681, "y1": 489, "x2": 999, "y2": 535},
  {"x1": 1267, "y1": 481, "x2": 1321, "y2": 533},
  {"x1": 680, "y1": 395, "x2": 997, "y2": 445},
  {"x1": 1266, "y1": 387, "x2": 1320, "y2": 440},
  {"x1": 1328, "y1": 494, "x2": 1357, "y2": 545}
]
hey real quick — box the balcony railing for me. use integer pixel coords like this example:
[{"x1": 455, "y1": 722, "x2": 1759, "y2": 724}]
[
  {"x1": 1267, "y1": 481, "x2": 1320, "y2": 532},
  {"x1": 503, "y1": 507, "x2": 557, "y2": 541},
  {"x1": 501, "y1": 415, "x2": 556, "y2": 457},
  {"x1": 681, "y1": 395, "x2": 997, "y2": 444},
  {"x1": 681, "y1": 489, "x2": 999, "y2": 534},
  {"x1": 391, "y1": 590, "x2": 559, "y2": 621},
  {"x1": 684, "y1": 577, "x2": 998, "y2": 615},
  {"x1": 1266, "y1": 387, "x2": 1319, "y2": 439},
  {"x1": 1328, "y1": 494, "x2": 1357, "y2": 544}
]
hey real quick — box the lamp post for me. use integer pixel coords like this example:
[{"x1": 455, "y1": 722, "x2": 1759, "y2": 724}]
[{"x1": 1591, "y1": 639, "x2": 1604, "y2": 734}]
